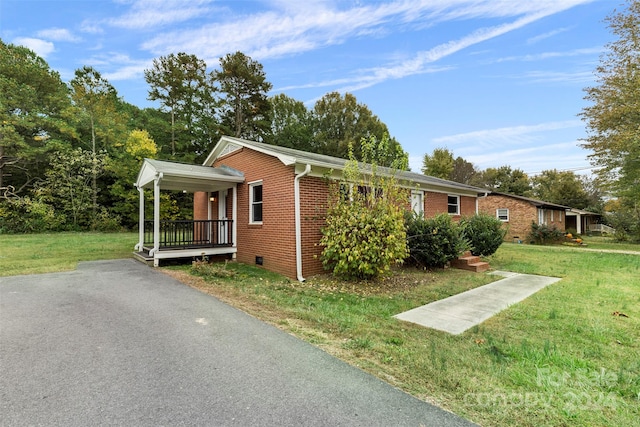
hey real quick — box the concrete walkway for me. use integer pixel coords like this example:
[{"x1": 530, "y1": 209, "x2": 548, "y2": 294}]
[{"x1": 394, "y1": 271, "x2": 561, "y2": 335}]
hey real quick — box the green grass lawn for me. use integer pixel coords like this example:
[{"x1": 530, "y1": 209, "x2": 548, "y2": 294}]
[
  {"x1": 0, "y1": 232, "x2": 137, "y2": 276},
  {"x1": 170, "y1": 239, "x2": 640, "y2": 427},
  {"x1": 2, "y1": 232, "x2": 638, "y2": 426}
]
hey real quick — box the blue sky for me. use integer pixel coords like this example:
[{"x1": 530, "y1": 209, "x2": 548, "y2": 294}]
[{"x1": 1, "y1": 0, "x2": 615, "y2": 174}]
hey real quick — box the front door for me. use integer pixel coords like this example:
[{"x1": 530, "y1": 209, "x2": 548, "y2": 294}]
[{"x1": 218, "y1": 190, "x2": 228, "y2": 244}]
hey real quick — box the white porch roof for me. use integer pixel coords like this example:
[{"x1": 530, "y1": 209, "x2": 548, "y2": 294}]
[{"x1": 136, "y1": 158, "x2": 244, "y2": 192}]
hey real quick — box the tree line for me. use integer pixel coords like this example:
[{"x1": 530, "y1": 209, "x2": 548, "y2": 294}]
[
  {"x1": 421, "y1": 147, "x2": 604, "y2": 213},
  {"x1": 1, "y1": 0, "x2": 639, "y2": 241},
  {"x1": 0, "y1": 41, "x2": 406, "y2": 232}
]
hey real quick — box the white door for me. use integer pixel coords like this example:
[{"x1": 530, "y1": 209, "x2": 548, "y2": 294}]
[
  {"x1": 218, "y1": 190, "x2": 228, "y2": 244},
  {"x1": 411, "y1": 190, "x2": 424, "y2": 215}
]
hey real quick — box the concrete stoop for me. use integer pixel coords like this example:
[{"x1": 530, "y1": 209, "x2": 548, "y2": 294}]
[{"x1": 451, "y1": 251, "x2": 490, "y2": 273}]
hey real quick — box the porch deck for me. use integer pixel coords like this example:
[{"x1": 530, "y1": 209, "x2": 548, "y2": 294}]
[{"x1": 134, "y1": 219, "x2": 236, "y2": 266}]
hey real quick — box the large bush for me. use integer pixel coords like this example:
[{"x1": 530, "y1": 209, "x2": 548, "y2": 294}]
[
  {"x1": 321, "y1": 195, "x2": 407, "y2": 280},
  {"x1": 528, "y1": 222, "x2": 564, "y2": 245},
  {"x1": 405, "y1": 212, "x2": 467, "y2": 268},
  {"x1": 0, "y1": 197, "x2": 64, "y2": 233},
  {"x1": 320, "y1": 135, "x2": 408, "y2": 280},
  {"x1": 460, "y1": 213, "x2": 506, "y2": 256}
]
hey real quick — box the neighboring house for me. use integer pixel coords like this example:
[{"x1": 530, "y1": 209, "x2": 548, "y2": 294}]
[
  {"x1": 478, "y1": 192, "x2": 569, "y2": 242},
  {"x1": 135, "y1": 136, "x2": 487, "y2": 281},
  {"x1": 565, "y1": 208, "x2": 602, "y2": 234}
]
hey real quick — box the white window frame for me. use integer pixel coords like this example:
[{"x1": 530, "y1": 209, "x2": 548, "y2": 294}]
[
  {"x1": 496, "y1": 208, "x2": 509, "y2": 222},
  {"x1": 447, "y1": 195, "x2": 460, "y2": 215},
  {"x1": 411, "y1": 190, "x2": 424, "y2": 215},
  {"x1": 249, "y1": 180, "x2": 263, "y2": 224}
]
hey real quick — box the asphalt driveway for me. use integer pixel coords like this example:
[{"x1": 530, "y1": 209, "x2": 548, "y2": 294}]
[{"x1": 0, "y1": 259, "x2": 476, "y2": 426}]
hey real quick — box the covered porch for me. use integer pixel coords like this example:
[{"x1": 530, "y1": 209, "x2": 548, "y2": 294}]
[{"x1": 134, "y1": 159, "x2": 245, "y2": 266}]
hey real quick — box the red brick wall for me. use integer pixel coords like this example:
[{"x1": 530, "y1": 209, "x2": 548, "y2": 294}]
[
  {"x1": 300, "y1": 176, "x2": 329, "y2": 277},
  {"x1": 477, "y1": 195, "x2": 566, "y2": 241},
  {"x1": 201, "y1": 147, "x2": 483, "y2": 280},
  {"x1": 424, "y1": 192, "x2": 476, "y2": 219},
  {"x1": 214, "y1": 148, "x2": 298, "y2": 278},
  {"x1": 193, "y1": 192, "x2": 210, "y2": 220}
]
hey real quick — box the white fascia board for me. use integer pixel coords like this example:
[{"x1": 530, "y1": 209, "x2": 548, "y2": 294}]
[
  {"x1": 135, "y1": 159, "x2": 158, "y2": 188},
  {"x1": 204, "y1": 136, "x2": 297, "y2": 167}
]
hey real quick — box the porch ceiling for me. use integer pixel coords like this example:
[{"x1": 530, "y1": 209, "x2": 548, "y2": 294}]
[{"x1": 136, "y1": 158, "x2": 244, "y2": 192}]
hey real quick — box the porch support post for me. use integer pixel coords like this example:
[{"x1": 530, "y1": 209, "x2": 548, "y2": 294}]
[
  {"x1": 232, "y1": 184, "x2": 237, "y2": 259},
  {"x1": 576, "y1": 214, "x2": 582, "y2": 234},
  {"x1": 149, "y1": 172, "x2": 163, "y2": 264},
  {"x1": 134, "y1": 184, "x2": 144, "y2": 251}
]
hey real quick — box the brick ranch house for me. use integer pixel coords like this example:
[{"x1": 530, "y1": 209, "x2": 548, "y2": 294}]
[
  {"x1": 135, "y1": 136, "x2": 488, "y2": 281},
  {"x1": 477, "y1": 192, "x2": 570, "y2": 242}
]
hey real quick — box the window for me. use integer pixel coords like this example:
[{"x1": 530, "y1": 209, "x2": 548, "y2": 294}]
[
  {"x1": 447, "y1": 195, "x2": 459, "y2": 215},
  {"x1": 357, "y1": 185, "x2": 383, "y2": 199},
  {"x1": 249, "y1": 181, "x2": 263, "y2": 224},
  {"x1": 496, "y1": 208, "x2": 509, "y2": 222},
  {"x1": 411, "y1": 190, "x2": 424, "y2": 215}
]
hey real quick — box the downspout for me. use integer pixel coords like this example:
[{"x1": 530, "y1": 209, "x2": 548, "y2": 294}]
[
  {"x1": 134, "y1": 183, "x2": 144, "y2": 251},
  {"x1": 294, "y1": 164, "x2": 312, "y2": 282},
  {"x1": 149, "y1": 172, "x2": 163, "y2": 258},
  {"x1": 477, "y1": 192, "x2": 489, "y2": 214}
]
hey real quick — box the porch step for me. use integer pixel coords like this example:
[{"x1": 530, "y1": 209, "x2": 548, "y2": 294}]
[
  {"x1": 451, "y1": 251, "x2": 490, "y2": 273},
  {"x1": 133, "y1": 251, "x2": 154, "y2": 266}
]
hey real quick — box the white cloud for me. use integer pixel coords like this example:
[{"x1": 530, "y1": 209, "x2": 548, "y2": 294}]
[
  {"x1": 109, "y1": 0, "x2": 215, "y2": 29},
  {"x1": 80, "y1": 20, "x2": 105, "y2": 34},
  {"x1": 83, "y1": 52, "x2": 151, "y2": 81},
  {"x1": 527, "y1": 27, "x2": 572, "y2": 45},
  {"x1": 463, "y1": 140, "x2": 588, "y2": 172},
  {"x1": 12, "y1": 37, "x2": 55, "y2": 58},
  {"x1": 518, "y1": 70, "x2": 596, "y2": 84},
  {"x1": 495, "y1": 47, "x2": 602, "y2": 63},
  {"x1": 36, "y1": 28, "x2": 80, "y2": 42},
  {"x1": 140, "y1": 0, "x2": 595, "y2": 61},
  {"x1": 432, "y1": 120, "x2": 583, "y2": 146}
]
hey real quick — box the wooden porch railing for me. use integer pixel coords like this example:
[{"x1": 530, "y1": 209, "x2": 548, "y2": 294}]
[{"x1": 144, "y1": 220, "x2": 233, "y2": 249}]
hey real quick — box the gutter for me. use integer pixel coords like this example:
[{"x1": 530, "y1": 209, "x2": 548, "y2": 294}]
[{"x1": 294, "y1": 164, "x2": 312, "y2": 282}]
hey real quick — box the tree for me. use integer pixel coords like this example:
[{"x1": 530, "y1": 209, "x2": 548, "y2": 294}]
[
  {"x1": 477, "y1": 166, "x2": 531, "y2": 196},
  {"x1": 264, "y1": 93, "x2": 313, "y2": 151},
  {"x1": 36, "y1": 148, "x2": 106, "y2": 229},
  {"x1": 450, "y1": 156, "x2": 479, "y2": 185},
  {"x1": 70, "y1": 66, "x2": 125, "y2": 222},
  {"x1": 0, "y1": 40, "x2": 73, "y2": 197},
  {"x1": 109, "y1": 129, "x2": 158, "y2": 228},
  {"x1": 421, "y1": 148, "x2": 454, "y2": 179},
  {"x1": 145, "y1": 52, "x2": 214, "y2": 159},
  {"x1": 320, "y1": 135, "x2": 408, "y2": 280},
  {"x1": 580, "y1": 0, "x2": 640, "y2": 234},
  {"x1": 214, "y1": 51, "x2": 272, "y2": 141},
  {"x1": 311, "y1": 92, "x2": 407, "y2": 168},
  {"x1": 530, "y1": 169, "x2": 591, "y2": 209}
]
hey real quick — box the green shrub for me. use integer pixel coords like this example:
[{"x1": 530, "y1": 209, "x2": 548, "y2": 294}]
[
  {"x1": 460, "y1": 213, "x2": 506, "y2": 256},
  {"x1": 0, "y1": 197, "x2": 64, "y2": 233},
  {"x1": 320, "y1": 194, "x2": 407, "y2": 280},
  {"x1": 320, "y1": 135, "x2": 409, "y2": 281},
  {"x1": 405, "y1": 212, "x2": 467, "y2": 268},
  {"x1": 528, "y1": 222, "x2": 564, "y2": 245},
  {"x1": 91, "y1": 207, "x2": 123, "y2": 232}
]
